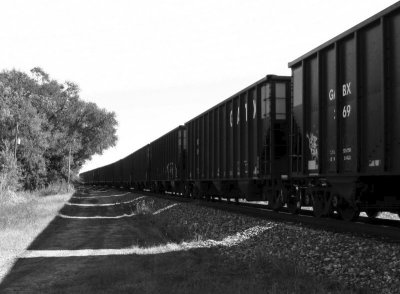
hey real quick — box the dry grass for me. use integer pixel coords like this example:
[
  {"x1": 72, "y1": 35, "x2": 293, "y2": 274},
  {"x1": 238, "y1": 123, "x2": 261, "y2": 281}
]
[
  {"x1": 135, "y1": 199, "x2": 155, "y2": 215},
  {"x1": 0, "y1": 190, "x2": 72, "y2": 282},
  {"x1": 0, "y1": 190, "x2": 71, "y2": 229},
  {"x1": 38, "y1": 181, "x2": 74, "y2": 197}
]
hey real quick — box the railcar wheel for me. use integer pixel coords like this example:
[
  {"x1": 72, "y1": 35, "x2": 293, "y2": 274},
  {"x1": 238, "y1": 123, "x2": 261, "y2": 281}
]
[
  {"x1": 365, "y1": 209, "x2": 379, "y2": 218},
  {"x1": 312, "y1": 193, "x2": 328, "y2": 218},
  {"x1": 184, "y1": 185, "x2": 190, "y2": 198},
  {"x1": 269, "y1": 189, "x2": 284, "y2": 211},
  {"x1": 331, "y1": 194, "x2": 339, "y2": 210},
  {"x1": 287, "y1": 191, "x2": 301, "y2": 214},
  {"x1": 192, "y1": 187, "x2": 200, "y2": 199},
  {"x1": 337, "y1": 200, "x2": 360, "y2": 221},
  {"x1": 304, "y1": 193, "x2": 312, "y2": 206}
]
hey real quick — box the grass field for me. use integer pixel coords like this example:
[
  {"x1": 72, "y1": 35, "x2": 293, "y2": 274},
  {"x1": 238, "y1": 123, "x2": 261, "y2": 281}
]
[
  {"x1": 1, "y1": 209, "x2": 354, "y2": 293},
  {"x1": 0, "y1": 190, "x2": 369, "y2": 293},
  {"x1": 0, "y1": 190, "x2": 72, "y2": 282},
  {"x1": 2, "y1": 248, "x2": 353, "y2": 294}
]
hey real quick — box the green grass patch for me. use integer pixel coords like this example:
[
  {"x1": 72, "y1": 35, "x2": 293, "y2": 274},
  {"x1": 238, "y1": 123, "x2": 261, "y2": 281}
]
[
  {"x1": 0, "y1": 194, "x2": 372, "y2": 293},
  {"x1": 0, "y1": 190, "x2": 72, "y2": 230},
  {"x1": 0, "y1": 249, "x2": 359, "y2": 293},
  {"x1": 0, "y1": 189, "x2": 72, "y2": 282}
]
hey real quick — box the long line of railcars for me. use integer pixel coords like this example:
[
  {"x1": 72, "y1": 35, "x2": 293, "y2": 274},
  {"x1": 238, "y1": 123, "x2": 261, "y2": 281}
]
[{"x1": 81, "y1": 2, "x2": 400, "y2": 221}]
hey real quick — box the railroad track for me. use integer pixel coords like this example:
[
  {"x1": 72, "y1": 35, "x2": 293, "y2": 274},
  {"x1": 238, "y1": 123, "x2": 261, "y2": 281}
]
[
  {"x1": 211, "y1": 201, "x2": 400, "y2": 243},
  {"x1": 116, "y1": 188, "x2": 400, "y2": 244}
]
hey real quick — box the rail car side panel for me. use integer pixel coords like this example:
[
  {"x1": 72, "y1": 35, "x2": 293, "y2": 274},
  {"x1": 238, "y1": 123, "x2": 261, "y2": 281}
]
[
  {"x1": 131, "y1": 145, "x2": 149, "y2": 189},
  {"x1": 339, "y1": 37, "x2": 358, "y2": 173},
  {"x1": 323, "y1": 47, "x2": 337, "y2": 174},
  {"x1": 291, "y1": 67, "x2": 304, "y2": 175},
  {"x1": 389, "y1": 11, "x2": 400, "y2": 172}
]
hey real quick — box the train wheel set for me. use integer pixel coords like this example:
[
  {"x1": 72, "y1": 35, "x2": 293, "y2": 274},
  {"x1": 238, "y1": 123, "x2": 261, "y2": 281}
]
[{"x1": 81, "y1": 3, "x2": 400, "y2": 222}]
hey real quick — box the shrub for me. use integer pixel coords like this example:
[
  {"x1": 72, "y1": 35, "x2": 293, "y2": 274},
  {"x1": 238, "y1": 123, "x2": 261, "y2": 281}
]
[
  {"x1": 135, "y1": 200, "x2": 154, "y2": 215},
  {"x1": 38, "y1": 180, "x2": 74, "y2": 196}
]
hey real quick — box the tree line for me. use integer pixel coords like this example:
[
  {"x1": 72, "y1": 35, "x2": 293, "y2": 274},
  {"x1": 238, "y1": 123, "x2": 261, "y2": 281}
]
[{"x1": 0, "y1": 67, "x2": 118, "y2": 191}]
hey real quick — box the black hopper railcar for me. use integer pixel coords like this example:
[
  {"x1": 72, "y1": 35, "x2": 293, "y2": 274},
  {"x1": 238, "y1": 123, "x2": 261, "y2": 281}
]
[
  {"x1": 149, "y1": 126, "x2": 187, "y2": 194},
  {"x1": 80, "y1": 2, "x2": 400, "y2": 221},
  {"x1": 185, "y1": 75, "x2": 291, "y2": 206},
  {"x1": 288, "y1": 1, "x2": 400, "y2": 220}
]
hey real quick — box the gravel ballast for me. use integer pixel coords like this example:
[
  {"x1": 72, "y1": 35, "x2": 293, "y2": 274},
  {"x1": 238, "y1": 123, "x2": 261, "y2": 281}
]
[{"x1": 143, "y1": 195, "x2": 400, "y2": 293}]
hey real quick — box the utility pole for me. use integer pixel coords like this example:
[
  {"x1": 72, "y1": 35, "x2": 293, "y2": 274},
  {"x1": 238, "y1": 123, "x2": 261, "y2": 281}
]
[
  {"x1": 14, "y1": 122, "x2": 19, "y2": 159},
  {"x1": 67, "y1": 144, "x2": 71, "y2": 192}
]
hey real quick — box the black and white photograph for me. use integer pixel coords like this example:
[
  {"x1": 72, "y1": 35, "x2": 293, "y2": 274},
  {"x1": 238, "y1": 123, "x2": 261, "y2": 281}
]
[{"x1": 1, "y1": 1, "x2": 400, "y2": 293}]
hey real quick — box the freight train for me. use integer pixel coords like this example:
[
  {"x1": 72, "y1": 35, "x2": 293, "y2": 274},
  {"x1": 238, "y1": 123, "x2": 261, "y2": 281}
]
[{"x1": 81, "y1": 3, "x2": 400, "y2": 221}]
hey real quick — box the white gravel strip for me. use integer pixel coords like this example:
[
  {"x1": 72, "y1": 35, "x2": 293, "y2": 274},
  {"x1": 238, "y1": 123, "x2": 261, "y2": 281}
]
[
  {"x1": 153, "y1": 203, "x2": 179, "y2": 215},
  {"x1": 58, "y1": 212, "x2": 136, "y2": 219},
  {"x1": 20, "y1": 225, "x2": 274, "y2": 258},
  {"x1": 66, "y1": 196, "x2": 147, "y2": 207},
  {"x1": 58, "y1": 202, "x2": 178, "y2": 219},
  {"x1": 72, "y1": 192, "x2": 131, "y2": 199}
]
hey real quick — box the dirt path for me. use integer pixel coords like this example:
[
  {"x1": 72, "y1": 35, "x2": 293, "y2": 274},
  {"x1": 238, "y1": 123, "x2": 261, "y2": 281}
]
[{"x1": 0, "y1": 188, "x2": 198, "y2": 293}]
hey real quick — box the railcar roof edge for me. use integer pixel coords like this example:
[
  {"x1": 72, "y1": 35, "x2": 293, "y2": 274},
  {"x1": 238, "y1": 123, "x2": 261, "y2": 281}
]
[
  {"x1": 151, "y1": 125, "x2": 185, "y2": 143},
  {"x1": 185, "y1": 75, "x2": 291, "y2": 125},
  {"x1": 288, "y1": 1, "x2": 400, "y2": 68}
]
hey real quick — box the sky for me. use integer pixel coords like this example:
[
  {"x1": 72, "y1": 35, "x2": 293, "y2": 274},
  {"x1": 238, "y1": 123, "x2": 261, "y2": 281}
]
[{"x1": 0, "y1": 0, "x2": 398, "y2": 173}]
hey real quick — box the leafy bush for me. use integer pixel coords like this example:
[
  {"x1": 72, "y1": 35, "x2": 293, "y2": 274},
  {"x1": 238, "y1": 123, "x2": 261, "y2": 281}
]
[
  {"x1": 38, "y1": 180, "x2": 74, "y2": 196},
  {"x1": 135, "y1": 200, "x2": 154, "y2": 215}
]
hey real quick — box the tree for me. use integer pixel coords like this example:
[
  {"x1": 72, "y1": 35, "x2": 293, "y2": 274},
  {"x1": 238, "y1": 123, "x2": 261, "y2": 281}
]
[
  {"x1": 0, "y1": 142, "x2": 21, "y2": 192},
  {"x1": 0, "y1": 70, "x2": 48, "y2": 189},
  {"x1": 0, "y1": 68, "x2": 118, "y2": 190}
]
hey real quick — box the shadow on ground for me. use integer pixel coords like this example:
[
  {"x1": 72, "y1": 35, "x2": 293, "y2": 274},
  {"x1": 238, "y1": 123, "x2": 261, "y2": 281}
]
[{"x1": 0, "y1": 187, "x2": 354, "y2": 294}]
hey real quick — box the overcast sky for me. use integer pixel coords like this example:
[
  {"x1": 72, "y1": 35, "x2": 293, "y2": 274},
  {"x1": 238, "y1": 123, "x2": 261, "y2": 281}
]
[{"x1": 0, "y1": 0, "x2": 398, "y2": 173}]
